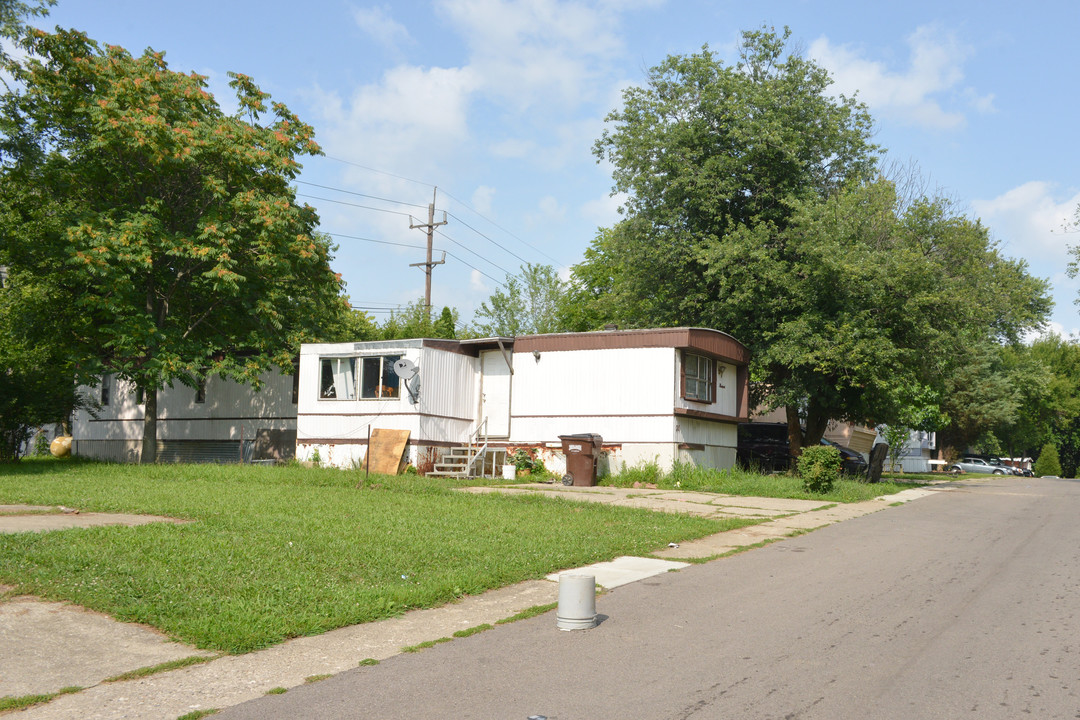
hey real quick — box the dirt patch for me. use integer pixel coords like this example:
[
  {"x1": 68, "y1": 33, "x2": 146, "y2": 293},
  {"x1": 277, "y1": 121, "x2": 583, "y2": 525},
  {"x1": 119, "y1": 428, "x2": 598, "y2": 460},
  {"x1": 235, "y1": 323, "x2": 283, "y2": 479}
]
[{"x1": 0, "y1": 505, "x2": 190, "y2": 534}]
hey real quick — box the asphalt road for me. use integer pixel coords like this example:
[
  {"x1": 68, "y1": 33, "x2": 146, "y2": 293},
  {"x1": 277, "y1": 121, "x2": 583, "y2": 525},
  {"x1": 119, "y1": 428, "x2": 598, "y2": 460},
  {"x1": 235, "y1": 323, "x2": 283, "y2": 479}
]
[{"x1": 218, "y1": 476, "x2": 1080, "y2": 720}]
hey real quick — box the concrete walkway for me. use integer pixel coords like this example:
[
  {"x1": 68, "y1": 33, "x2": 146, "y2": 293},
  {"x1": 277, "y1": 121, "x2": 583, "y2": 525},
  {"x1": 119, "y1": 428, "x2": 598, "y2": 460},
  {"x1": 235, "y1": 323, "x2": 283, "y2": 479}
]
[{"x1": 0, "y1": 483, "x2": 951, "y2": 719}]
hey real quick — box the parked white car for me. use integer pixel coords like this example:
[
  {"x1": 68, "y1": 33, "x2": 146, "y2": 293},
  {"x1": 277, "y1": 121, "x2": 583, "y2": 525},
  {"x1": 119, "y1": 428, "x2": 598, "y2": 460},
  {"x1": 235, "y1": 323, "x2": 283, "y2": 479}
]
[{"x1": 949, "y1": 457, "x2": 1011, "y2": 475}]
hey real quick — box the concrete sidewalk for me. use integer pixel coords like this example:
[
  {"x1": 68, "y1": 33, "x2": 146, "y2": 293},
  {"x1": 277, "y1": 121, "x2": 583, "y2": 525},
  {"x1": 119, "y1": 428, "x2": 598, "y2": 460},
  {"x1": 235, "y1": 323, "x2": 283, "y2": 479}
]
[{"x1": 0, "y1": 483, "x2": 950, "y2": 719}]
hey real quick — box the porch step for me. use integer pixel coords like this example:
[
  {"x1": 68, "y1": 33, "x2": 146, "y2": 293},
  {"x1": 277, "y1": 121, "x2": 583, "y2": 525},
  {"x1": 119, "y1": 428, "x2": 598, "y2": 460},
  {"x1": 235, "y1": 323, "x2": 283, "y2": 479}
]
[{"x1": 426, "y1": 446, "x2": 508, "y2": 479}]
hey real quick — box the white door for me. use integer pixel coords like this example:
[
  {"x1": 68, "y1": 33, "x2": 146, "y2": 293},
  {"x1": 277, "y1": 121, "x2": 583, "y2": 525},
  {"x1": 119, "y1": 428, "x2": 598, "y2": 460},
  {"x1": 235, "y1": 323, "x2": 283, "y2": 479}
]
[{"x1": 480, "y1": 350, "x2": 512, "y2": 437}]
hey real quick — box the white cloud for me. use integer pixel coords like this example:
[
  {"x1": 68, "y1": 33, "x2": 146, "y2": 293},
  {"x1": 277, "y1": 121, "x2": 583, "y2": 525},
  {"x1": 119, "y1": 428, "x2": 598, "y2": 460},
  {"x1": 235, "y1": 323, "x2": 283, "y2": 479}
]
[
  {"x1": 311, "y1": 63, "x2": 478, "y2": 178},
  {"x1": 523, "y1": 195, "x2": 566, "y2": 228},
  {"x1": 352, "y1": 5, "x2": 413, "y2": 51},
  {"x1": 470, "y1": 269, "x2": 488, "y2": 291},
  {"x1": 579, "y1": 190, "x2": 626, "y2": 228},
  {"x1": 973, "y1": 182, "x2": 1080, "y2": 336},
  {"x1": 471, "y1": 185, "x2": 496, "y2": 215},
  {"x1": 809, "y1": 24, "x2": 992, "y2": 130},
  {"x1": 490, "y1": 138, "x2": 536, "y2": 159},
  {"x1": 435, "y1": 0, "x2": 627, "y2": 113},
  {"x1": 972, "y1": 181, "x2": 1080, "y2": 262}
]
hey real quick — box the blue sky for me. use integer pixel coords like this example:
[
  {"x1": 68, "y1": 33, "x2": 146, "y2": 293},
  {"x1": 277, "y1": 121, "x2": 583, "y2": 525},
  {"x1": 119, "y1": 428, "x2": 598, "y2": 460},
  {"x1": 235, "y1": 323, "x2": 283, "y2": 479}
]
[{"x1": 41, "y1": 0, "x2": 1080, "y2": 337}]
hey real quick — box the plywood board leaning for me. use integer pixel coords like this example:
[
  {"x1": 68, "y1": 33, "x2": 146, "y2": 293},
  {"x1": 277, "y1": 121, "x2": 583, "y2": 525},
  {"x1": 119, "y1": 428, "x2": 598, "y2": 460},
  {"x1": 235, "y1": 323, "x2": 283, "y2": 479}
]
[{"x1": 366, "y1": 428, "x2": 411, "y2": 475}]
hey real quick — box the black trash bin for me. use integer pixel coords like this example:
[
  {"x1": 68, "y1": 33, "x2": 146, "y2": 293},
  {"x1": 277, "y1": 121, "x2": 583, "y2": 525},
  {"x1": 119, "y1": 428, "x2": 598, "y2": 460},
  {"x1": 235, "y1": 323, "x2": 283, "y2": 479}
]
[{"x1": 559, "y1": 433, "x2": 604, "y2": 487}]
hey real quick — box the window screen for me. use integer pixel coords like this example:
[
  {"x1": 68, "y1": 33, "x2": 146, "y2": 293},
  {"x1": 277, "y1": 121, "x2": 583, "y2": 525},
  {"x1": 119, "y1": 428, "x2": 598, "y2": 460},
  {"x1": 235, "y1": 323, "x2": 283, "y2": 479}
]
[{"x1": 684, "y1": 354, "x2": 713, "y2": 403}]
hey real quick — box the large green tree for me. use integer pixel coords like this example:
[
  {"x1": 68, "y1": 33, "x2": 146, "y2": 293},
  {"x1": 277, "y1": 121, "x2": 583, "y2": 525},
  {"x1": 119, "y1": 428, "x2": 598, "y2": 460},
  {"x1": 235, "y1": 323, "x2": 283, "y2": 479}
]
[
  {"x1": 1069, "y1": 202, "x2": 1080, "y2": 307},
  {"x1": 998, "y1": 335, "x2": 1080, "y2": 476},
  {"x1": 473, "y1": 263, "x2": 567, "y2": 337},
  {"x1": 0, "y1": 28, "x2": 346, "y2": 462},
  {"x1": 585, "y1": 27, "x2": 1050, "y2": 454}
]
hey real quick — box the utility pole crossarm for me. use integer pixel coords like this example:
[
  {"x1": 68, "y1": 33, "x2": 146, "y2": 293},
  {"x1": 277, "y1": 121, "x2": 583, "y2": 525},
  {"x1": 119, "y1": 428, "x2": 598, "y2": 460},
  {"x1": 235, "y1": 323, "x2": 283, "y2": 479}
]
[{"x1": 409, "y1": 187, "x2": 448, "y2": 318}]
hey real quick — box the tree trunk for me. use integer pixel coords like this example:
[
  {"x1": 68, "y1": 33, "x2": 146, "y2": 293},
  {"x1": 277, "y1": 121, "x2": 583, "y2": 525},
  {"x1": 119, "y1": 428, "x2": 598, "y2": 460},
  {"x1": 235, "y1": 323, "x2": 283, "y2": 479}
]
[
  {"x1": 868, "y1": 443, "x2": 888, "y2": 483},
  {"x1": 803, "y1": 404, "x2": 830, "y2": 447},
  {"x1": 786, "y1": 404, "x2": 831, "y2": 463},
  {"x1": 785, "y1": 406, "x2": 803, "y2": 461},
  {"x1": 140, "y1": 386, "x2": 157, "y2": 464}
]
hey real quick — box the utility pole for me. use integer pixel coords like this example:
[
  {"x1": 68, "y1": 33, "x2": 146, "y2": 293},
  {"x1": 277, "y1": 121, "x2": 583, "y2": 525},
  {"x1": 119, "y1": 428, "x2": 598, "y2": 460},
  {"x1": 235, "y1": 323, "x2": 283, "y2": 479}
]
[{"x1": 409, "y1": 187, "x2": 447, "y2": 321}]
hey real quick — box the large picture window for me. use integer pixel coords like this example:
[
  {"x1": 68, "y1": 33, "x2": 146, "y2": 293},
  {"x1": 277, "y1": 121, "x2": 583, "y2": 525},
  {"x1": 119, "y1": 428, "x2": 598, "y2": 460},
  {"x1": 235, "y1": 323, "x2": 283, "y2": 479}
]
[
  {"x1": 683, "y1": 353, "x2": 714, "y2": 403},
  {"x1": 319, "y1": 355, "x2": 401, "y2": 400}
]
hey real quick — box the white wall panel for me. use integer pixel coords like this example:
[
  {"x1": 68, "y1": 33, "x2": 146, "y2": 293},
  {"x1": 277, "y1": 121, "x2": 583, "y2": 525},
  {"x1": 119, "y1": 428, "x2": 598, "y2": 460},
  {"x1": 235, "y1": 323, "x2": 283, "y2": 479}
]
[
  {"x1": 512, "y1": 347, "x2": 674, "y2": 418},
  {"x1": 509, "y1": 415, "x2": 674, "y2": 445}
]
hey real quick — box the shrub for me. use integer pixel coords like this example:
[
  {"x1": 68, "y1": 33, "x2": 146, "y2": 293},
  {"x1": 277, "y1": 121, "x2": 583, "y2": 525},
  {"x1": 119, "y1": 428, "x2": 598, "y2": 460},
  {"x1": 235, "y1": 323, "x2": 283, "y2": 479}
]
[
  {"x1": 1033, "y1": 443, "x2": 1062, "y2": 477},
  {"x1": 797, "y1": 445, "x2": 841, "y2": 494},
  {"x1": 508, "y1": 447, "x2": 545, "y2": 475}
]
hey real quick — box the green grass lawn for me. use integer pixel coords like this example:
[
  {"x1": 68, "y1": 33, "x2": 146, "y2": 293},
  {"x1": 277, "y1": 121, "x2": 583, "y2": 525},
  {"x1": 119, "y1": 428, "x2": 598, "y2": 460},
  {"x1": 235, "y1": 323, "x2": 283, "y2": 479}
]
[
  {"x1": 602, "y1": 461, "x2": 922, "y2": 503},
  {"x1": 0, "y1": 459, "x2": 753, "y2": 653}
]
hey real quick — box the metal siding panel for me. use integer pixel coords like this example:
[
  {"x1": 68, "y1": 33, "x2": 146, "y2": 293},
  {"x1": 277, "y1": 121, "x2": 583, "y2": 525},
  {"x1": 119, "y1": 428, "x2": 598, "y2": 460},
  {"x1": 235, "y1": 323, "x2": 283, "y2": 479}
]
[
  {"x1": 513, "y1": 347, "x2": 674, "y2": 419},
  {"x1": 74, "y1": 371, "x2": 298, "y2": 453},
  {"x1": 509, "y1": 415, "x2": 674, "y2": 445},
  {"x1": 418, "y1": 348, "x2": 477, "y2": 420}
]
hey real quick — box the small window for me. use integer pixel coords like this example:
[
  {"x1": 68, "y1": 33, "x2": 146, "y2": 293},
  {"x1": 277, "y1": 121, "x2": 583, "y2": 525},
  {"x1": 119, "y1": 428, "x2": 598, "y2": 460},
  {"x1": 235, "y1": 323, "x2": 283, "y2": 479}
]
[
  {"x1": 319, "y1": 355, "x2": 401, "y2": 400},
  {"x1": 320, "y1": 357, "x2": 357, "y2": 399},
  {"x1": 135, "y1": 386, "x2": 145, "y2": 405},
  {"x1": 361, "y1": 355, "x2": 401, "y2": 399},
  {"x1": 683, "y1": 353, "x2": 713, "y2": 403},
  {"x1": 100, "y1": 374, "x2": 111, "y2": 406},
  {"x1": 195, "y1": 378, "x2": 206, "y2": 404}
]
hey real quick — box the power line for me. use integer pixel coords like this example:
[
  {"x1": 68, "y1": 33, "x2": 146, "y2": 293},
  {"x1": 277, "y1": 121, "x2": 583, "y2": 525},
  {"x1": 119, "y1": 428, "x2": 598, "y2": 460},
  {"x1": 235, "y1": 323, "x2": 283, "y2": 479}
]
[
  {"x1": 439, "y1": 189, "x2": 568, "y2": 268},
  {"x1": 297, "y1": 193, "x2": 414, "y2": 218},
  {"x1": 296, "y1": 180, "x2": 429, "y2": 210},
  {"x1": 323, "y1": 230, "x2": 427, "y2": 251},
  {"x1": 435, "y1": 228, "x2": 514, "y2": 277},
  {"x1": 324, "y1": 155, "x2": 435, "y2": 189},
  {"x1": 325, "y1": 230, "x2": 505, "y2": 287},
  {"x1": 440, "y1": 212, "x2": 531, "y2": 269},
  {"x1": 313, "y1": 155, "x2": 569, "y2": 270}
]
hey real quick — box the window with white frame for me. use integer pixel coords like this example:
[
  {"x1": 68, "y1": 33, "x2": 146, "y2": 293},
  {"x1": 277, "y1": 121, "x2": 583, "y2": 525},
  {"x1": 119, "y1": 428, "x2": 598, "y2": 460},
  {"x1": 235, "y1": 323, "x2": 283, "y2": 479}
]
[
  {"x1": 319, "y1": 355, "x2": 401, "y2": 400},
  {"x1": 100, "y1": 374, "x2": 111, "y2": 406},
  {"x1": 683, "y1": 353, "x2": 714, "y2": 403}
]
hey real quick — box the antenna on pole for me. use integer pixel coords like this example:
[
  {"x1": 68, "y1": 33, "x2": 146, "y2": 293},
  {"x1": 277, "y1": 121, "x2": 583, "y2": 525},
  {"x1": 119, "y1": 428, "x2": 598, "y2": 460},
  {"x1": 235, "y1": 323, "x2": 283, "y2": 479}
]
[{"x1": 409, "y1": 187, "x2": 448, "y2": 321}]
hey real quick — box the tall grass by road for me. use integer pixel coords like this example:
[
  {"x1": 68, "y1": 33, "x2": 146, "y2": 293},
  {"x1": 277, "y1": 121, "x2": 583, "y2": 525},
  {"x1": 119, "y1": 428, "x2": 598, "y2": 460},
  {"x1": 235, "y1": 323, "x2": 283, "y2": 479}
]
[
  {"x1": 0, "y1": 460, "x2": 747, "y2": 653},
  {"x1": 603, "y1": 461, "x2": 921, "y2": 503}
]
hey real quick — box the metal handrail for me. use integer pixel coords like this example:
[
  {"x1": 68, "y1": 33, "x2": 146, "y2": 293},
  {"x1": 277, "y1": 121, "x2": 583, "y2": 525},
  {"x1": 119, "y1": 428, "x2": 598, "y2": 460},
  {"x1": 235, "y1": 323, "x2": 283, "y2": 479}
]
[{"x1": 465, "y1": 417, "x2": 489, "y2": 478}]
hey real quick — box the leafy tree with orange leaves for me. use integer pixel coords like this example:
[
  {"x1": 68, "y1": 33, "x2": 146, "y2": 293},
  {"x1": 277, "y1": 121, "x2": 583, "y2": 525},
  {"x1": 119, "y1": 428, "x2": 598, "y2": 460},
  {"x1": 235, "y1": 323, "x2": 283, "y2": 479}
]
[{"x1": 0, "y1": 28, "x2": 346, "y2": 462}]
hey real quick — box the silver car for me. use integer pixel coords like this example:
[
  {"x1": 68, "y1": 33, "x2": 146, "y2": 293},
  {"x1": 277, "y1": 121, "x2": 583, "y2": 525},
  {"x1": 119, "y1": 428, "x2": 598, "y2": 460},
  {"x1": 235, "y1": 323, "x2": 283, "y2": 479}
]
[{"x1": 949, "y1": 457, "x2": 1011, "y2": 475}]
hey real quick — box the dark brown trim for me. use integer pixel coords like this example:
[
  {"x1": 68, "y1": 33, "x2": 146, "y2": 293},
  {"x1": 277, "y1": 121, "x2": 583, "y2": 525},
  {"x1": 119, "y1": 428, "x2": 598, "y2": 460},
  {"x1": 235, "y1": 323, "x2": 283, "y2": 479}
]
[
  {"x1": 511, "y1": 413, "x2": 675, "y2": 419},
  {"x1": 710, "y1": 355, "x2": 717, "y2": 403},
  {"x1": 297, "y1": 438, "x2": 460, "y2": 448},
  {"x1": 679, "y1": 350, "x2": 687, "y2": 398},
  {"x1": 419, "y1": 338, "x2": 477, "y2": 357},
  {"x1": 299, "y1": 412, "x2": 473, "y2": 423},
  {"x1": 736, "y1": 365, "x2": 749, "y2": 419},
  {"x1": 673, "y1": 407, "x2": 746, "y2": 424},
  {"x1": 514, "y1": 327, "x2": 749, "y2": 365},
  {"x1": 456, "y1": 337, "x2": 515, "y2": 354},
  {"x1": 89, "y1": 415, "x2": 297, "y2": 423},
  {"x1": 680, "y1": 350, "x2": 717, "y2": 405}
]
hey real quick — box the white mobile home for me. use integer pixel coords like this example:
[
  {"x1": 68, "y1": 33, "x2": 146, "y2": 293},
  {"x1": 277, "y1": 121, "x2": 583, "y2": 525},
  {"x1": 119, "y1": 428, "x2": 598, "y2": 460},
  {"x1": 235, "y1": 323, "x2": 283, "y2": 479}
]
[
  {"x1": 72, "y1": 371, "x2": 298, "y2": 463},
  {"x1": 295, "y1": 337, "x2": 510, "y2": 471},
  {"x1": 298, "y1": 327, "x2": 750, "y2": 475}
]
